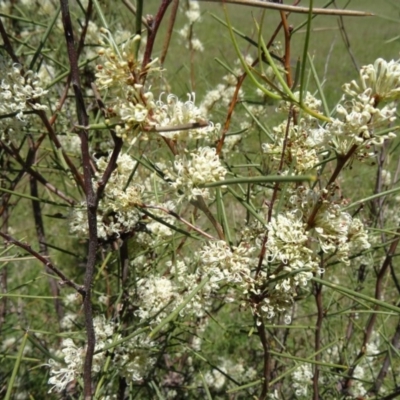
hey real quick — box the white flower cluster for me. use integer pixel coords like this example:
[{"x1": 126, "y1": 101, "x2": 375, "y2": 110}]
[
  {"x1": 203, "y1": 357, "x2": 257, "y2": 392},
  {"x1": 327, "y1": 92, "x2": 396, "y2": 156},
  {"x1": 326, "y1": 58, "x2": 400, "y2": 158},
  {"x1": 263, "y1": 92, "x2": 329, "y2": 173},
  {"x1": 95, "y1": 35, "x2": 218, "y2": 143},
  {"x1": 178, "y1": 2, "x2": 204, "y2": 52},
  {"x1": 48, "y1": 317, "x2": 115, "y2": 393},
  {"x1": 112, "y1": 333, "x2": 156, "y2": 383},
  {"x1": 134, "y1": 275, "x2": 180, "y2": 325},
  {"x1": 69, "y1": 153, "x2": 142, "y2": 240},
  {"x1": 289, "y1": 186, "x2": 370, "y2": 265},
  {"x1": 151, "y1": 93, "x2": 218, "y2": 141},
  {"x1": 0, "y1": 63, "x2": 48, "y2": 135},
  {"x1": 266, "y1": 211, "x2": 317, "y2": 274},
  {"x1": 291, "y1": 363, "x2": 313, "y2": 397},
  {"x1": 48, "y1": 317, "x2": 156, "y2": 392},
  {"x1": 200, "y1": 240, "x2": 257, "y2": 289},
  {"x1": 164, "y1": 147, "x2": 227, "y2": 200},
  {"x1": 343, "y1": 58, "x2": 400, "y2": 101},
  {"x1": 351, "y1": 332, "x2": 382, "y2": 398}
]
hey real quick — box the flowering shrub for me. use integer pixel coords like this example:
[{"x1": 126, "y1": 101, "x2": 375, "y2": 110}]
[{"x1": 1, "y1": 1, "x2": 400, "y2": 399}]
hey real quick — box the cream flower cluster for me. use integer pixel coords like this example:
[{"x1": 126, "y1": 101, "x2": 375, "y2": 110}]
[
  {"x1": 112, "y1": 333, "x2": 156, "y2": 383},
  {"x1": 95, "y1": 35, "x2": 218, "y2": 143},
  {"x1": 289, "y1": 186, "x2": 370, "y2": 265},
  {"x1": 327, "y1": 58, "x2": 400, "y2": 158},
  {"x1": 0, "y1": 63, "x2": 48, "y2": 135},
  {"x1": 0, "y1": 64, "x2": 48, "y2": 118},
  {"x1": 151, "y1": 93, "x2": 218, "y2": 141},
  {"x1": 343, "y1": 58, "x2": 400, "y2": 101},
  {"x1": 327, "y1": 92, "x2": 396, "y2": 156},
  {"x1": 262, "y1": 118, "x2": 328, "y2": 173},
  {"x1": 291, "y1": 364, "x2": 313, "y2": 397},
  {"x1": 48, "y1": 317, "x2": 115, "y2": 393},
  {"x1": 262, "y1": 91, "x2": 331, "y2": 173},
  {"x1": 178, "y1": 2, "x2": 204, "y2": 52},
  {"x1": 69, "y1": 153, "x2": 142, "y2": 240},
  {"x1": 134, "y1": 275, "x2": 180, "y2": 325},
  {"x1": 200, "y1": 240, "x2": 258, "y2": 289},
  {"x1": 164, "y1": 147, "x2": 227, "y2": 200},
  {"x1": 266, "y1": 211, "x2": 316, "y2": 273},
  {"x1": 48, "y1": 317, "x2": 156, "y2": 392}
]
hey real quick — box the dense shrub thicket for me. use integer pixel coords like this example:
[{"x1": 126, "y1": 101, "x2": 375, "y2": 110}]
[{"x1": 1, "y1": 1, "x2": 400, "y2": 399}]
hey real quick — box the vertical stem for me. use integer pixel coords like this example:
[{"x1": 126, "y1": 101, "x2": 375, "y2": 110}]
[
  {"x1": 257, "y1": 319, "x2": 271, "y2": 399},
  {"x1": 313, "y1": 279, "x2": 324, "y2": 400},
  {"x1": 27, "y1": 135, "x2": 63, "y2": 321},
  {"x1": 160, "y1": 0, "x2": 179, "y2": 65},
  {"x1": 59, "y1": 1, "x2": 97, "y2": 398},
  {"x1": 135, "y1": 0, "x2": 144, "y2": 59},
  {"x1": 141, "y1": 0, "x2": 172, "y2": 78}
]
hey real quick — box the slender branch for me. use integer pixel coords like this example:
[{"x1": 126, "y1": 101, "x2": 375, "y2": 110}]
[
  {"x1": 36, "y1": 109, "x2": 86, "y2": 192},
  {"x1": 197, "y1": 0, "x2": 373, "y2": 16},
  {"x1": 160, "y1": 0, "x2": 179, "y2": 65},
  {"x1": 141, "y1": 0, "x2": 173, "y2": 77},
  {"x1": 0, "y1": 16, "x2": 19, "y2": 63},
  {"x1": 121, "y1": 0, "x2": 151, "y2": 30},
  {"x1": 342, "y1": 225, "x2": 400, "y2": 393},
  {"x1": 27, "y1": 135, "x2": 64, "y2": 321},
  {"x1": 368, "y1": 316, "x2": 400, "y2": 396},
  {"x1": 142, "y1": 204, "x2": 217, "y2": 240},
  {"x1": 280, "y1": 10, "x2": 293, "y2": 88},
  {"x1": 91, "y1": 83, "x2": 123, "y2": 203},
  {"x1": 59, "y1": 1, "x2": 98, "y2": 398},
  {"x1": 0, "y1": 140, "x2": 76, "y2": 206},
  {"x1": 0, "y1": 231, "x2": 84, "y2": 294},
  {"x1": 333, "y1": 0, "x2": 359, "y2": 71}
]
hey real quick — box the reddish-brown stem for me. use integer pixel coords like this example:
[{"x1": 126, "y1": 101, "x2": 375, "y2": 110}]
[
  {"x1": 342, "y1": 226, "x2": 400, "y2": 393},
  {"x1": 36, "y1": 109, "x2": 86, "y2": 192},
  {"x1": 306, "y1": 145, "x2": 357, "y2": 229},
  {"x1": 91, "y1": 83, "x2": 123, "y2": 203},
  {"x1": 0, "y1": 140, "x2": 76, "y2": 206},
  {"x1": 256, "y1": 108, "x2": 293, "y2": 277},
  {"x1": 27, "y1": 135, "x2": 64, "y2": 320},
  {"x1": 0, "y1": 231, "x2": 84, "y2": 294},
  {"x1": 141, "y1": 0, "x2": 173, "y2": 80},
  {"x1": 60, "y1": 0, "x2": 98, "y2": 397},
  {"x1": 257, "y1": 319, "x2": 271, "y2": 399},
  {"x1": 216, "y1": 58, "x2": 262, "y2": 155},
  {"x1": 280, "y1": 11, "x2": 293, "y2": 88},
  {"x1": 160, "y1": 0, "x2": 180, "y2": 65},
  {"x1": 369, "y1": 316, "x2": 400, "y2": 395}
]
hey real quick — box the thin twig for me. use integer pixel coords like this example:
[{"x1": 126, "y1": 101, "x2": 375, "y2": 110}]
[
  {"x1": 143, "y1": 204, "x2": 217, "y2": 240},
  {"x1": 141, "y1": 0, "x2": 173, "y2": 79},
  {"x1": 0, "y1": 17, "x2": 19, "y2": 63},
  {"x1": 121, "y1": 0, "x2": 151, "y2": 30},
  {"x1": 161, "y1": 0, "x2": 180, "y2": 65},
  {"x1": 313, "y1": 277, "x2": 324, "y2": 400},
  {"x1": 342, "y1": 225, "x2": 400, "y2": 394},
  {"x1": 197, "y1": 0, "x2": 373, "y2": 16},
  {"x1": 0, "y1": 140, "x2": 76, "y2": 206},
  {"x1": 27, "y1": 135, "x2": 64, "y2": 321},
  {"x1": 0, "y1": 231, "x2": 84, "y2": 294},
  {"x1": 334, "y1": 1, "x2": 359, "y2": 71}
]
